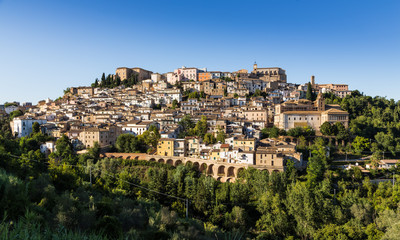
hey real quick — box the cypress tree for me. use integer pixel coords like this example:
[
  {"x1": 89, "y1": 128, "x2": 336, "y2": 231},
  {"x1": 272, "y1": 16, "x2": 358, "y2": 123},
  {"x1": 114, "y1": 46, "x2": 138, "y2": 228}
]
[{"x1": 306, "y1": 82, "x2": 313, "y2": 101}]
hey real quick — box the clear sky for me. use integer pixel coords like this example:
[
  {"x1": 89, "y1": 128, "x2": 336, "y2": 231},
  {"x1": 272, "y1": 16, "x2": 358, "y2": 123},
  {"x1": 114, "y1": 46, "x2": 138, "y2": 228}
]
[{"x1": 0, "y1": 0, "x2": 399, "y2": 104}]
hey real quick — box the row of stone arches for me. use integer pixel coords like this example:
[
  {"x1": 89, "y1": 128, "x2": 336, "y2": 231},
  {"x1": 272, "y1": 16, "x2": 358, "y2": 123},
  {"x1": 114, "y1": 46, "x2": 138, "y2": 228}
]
[{"x1": 148, "y1": 158, "x2": 245, "y2": 179}]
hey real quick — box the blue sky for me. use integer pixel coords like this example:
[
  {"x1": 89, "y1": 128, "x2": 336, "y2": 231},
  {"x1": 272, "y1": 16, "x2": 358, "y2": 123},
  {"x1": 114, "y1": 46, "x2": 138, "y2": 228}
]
[{"x1": 0, "y1": 0, "x2": 399, "y2": 103}]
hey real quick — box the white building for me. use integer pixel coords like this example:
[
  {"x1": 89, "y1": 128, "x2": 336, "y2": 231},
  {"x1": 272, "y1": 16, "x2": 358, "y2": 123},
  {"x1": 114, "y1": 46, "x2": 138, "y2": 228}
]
[
  {"x1": 10, "y1": 117, "x2": 47, "y2": 137},
  {"x1": 121, "y1": 120, "x2": 158, "y2": 136},
  {"x1": 5, "y1": 105, "x2": 19, "y2": 114},
  {"x1": 40, "y1": 141, "x2": 56, "y2": 154}
]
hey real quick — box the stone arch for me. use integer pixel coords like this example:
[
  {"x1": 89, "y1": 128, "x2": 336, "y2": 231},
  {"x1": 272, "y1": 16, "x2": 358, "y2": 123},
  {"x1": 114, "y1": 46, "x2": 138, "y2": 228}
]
[
  {"x1": 149, "y1": 158, "x2": 156, "y2": 162},
  {"x1": 226, "y1": 178, "x2": 232, "y2": 183},
  {"x1": 185, "y1": 161, "x2": 193, "y2": 167},
  {"x1": 175, "y1": 160, "x2": 183, "y2": 167},
  {"x1": 217, "y1": 177, "x2": 223, "y2": 182},
  {"x1": 273, "y1": 169, "x2": 280, "y2": 173},
  {"x1": 227, "y1": 166, "x2": 235, "y2": 177},
  {"x1": 158, "y1": 159, "x2": 164, "y2": 163},
  {"x1": 166, "y1": 159, "x2": 174, "y2": 166},
  {"x1": 193, "y1": 162, "x2": 200, "y2": 170},
  {"x1": 126, "y1": 156, "x2": 131, "y2": 160},
  {"x1": 217, "y1": 166, "x2": 226, "y2": 176},
  {"x1": 207, "y1": 164, "x2": 214, "y2": 175},
  {"x1": 200, "y1": 163, "x2": 207, "y2": 173}
]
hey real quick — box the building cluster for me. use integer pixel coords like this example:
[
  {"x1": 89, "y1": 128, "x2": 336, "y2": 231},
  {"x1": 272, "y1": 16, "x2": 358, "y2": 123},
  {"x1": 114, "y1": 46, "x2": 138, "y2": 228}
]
[{"x1": 8, "y1": 63, "x2": 351, "y2": 172}]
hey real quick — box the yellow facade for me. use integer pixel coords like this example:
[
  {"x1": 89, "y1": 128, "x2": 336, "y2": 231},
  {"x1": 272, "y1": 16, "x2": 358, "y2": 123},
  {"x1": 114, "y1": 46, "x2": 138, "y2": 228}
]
[
  {"x1": 234, "y1": 138, "x2": 256, "y2": 151},
  {"x1": 157, "y1": 138, "x2": 174, "y2": 156},
  {"x1": 210, "y1": 149, "x2": 221, "y2": 161}
]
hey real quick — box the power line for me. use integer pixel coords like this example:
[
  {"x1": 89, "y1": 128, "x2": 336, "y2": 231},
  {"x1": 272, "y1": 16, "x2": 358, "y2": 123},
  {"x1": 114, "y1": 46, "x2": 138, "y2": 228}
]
[
  {"x1": 6, "y1": 152, "x2": 187, "y2": 202},
  {"x1": 5, "y1": 152, "x2": 254, "y2": 214}
]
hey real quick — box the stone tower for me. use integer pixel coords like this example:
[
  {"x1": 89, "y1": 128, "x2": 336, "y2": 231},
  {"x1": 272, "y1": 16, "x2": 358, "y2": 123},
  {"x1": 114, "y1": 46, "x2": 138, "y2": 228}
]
[
  {"x1": 253, "y1": 62, "x2": 257, "y2": 71},
  {"x1": 314, "y1": 91, "x2": 325, "y2": 111},
  {"x1": 311, "y1": 75, "x2": 315, "y2": 86}
]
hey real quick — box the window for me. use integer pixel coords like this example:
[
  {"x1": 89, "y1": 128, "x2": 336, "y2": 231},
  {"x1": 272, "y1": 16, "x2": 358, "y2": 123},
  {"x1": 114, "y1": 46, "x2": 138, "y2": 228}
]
[{"x1": 271, "y1": 161, "x2": 274, "y2": 166}]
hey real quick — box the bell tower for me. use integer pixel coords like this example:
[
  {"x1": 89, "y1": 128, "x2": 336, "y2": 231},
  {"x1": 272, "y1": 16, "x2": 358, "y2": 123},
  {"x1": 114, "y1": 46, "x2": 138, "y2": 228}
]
[
  {"x1": 253, "y1": 61, "x2": 257, "y2": 71},
  {"x1": 315, "y1": 92, "x2": 325, "y2": 111}
]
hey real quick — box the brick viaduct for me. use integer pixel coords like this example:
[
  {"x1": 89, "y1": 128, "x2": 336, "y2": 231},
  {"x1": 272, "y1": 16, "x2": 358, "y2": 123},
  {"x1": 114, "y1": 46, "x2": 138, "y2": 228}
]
[{"x1": 102, "y1": 153, "x2": 282, "y2": 182}]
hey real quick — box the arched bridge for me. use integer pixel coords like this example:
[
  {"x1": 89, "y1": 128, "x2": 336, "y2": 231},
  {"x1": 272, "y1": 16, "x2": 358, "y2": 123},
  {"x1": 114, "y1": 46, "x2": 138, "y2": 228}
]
[{"x1": 102, "y1": 153, "x2": 272, "y2": 182}]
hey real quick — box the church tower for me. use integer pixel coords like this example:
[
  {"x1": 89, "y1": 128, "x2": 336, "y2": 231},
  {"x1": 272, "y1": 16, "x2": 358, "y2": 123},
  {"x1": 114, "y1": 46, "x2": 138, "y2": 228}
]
[
  {"x1": 314, "y1": 92, "x2": 325, "y2": 111},
  {"x1": 253, "y1": 62, "x2": 257, "y2": 71}
]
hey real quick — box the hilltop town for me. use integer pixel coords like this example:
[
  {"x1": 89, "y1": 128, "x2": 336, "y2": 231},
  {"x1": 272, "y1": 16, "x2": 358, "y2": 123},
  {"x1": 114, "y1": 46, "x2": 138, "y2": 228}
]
[{"x1": 3, "y1": 63, "x2": 352, "y2": 181}]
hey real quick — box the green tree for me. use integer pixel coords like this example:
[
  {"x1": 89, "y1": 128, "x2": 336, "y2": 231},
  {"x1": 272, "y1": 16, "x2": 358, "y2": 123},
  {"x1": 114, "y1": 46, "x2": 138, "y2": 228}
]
[
  {"x1": 171, "y1": 99, "x2": 179, "y2": 109},
  {"x1": 216, "y1": 128, "x2": 226, "y2": 143},
  {"x1": 9, "y1": 109, "x2": 23, "y2": 120},
  {"x1": 307, "y1": 138, "x2": 327, "y2": 187},
  {"x1": 352, "y1": 136, "x2": 371, "y2": 155},
  {"x1": 188, "y1": 91, "x2": 199, "y2": 99},
  {"x1": 88, "y1": 141, "x2": 101, "y2": 161},
  {"x1": 140, "y1": 125, "x2": 160, "y2": 148},
  {"x1": 193, "y1": 116, "x2": 208, "y2": 138},
  {"x1": 306, "y1": 82, "x2": 314, "y2": 101},
  {"x1": 320, "y1": 122, "x2": 335, "y2": 136},
  {"x1": 203, "y1": 133, "x2": 216, "y2": 144},
  {"x1": 32, "y1": 122, "x2": 40, "y2": 134},
  {"x1": 115, "y1": 134, "x2": 147, "y2": 153},
  {"x1": 52, "y1": 134, "x2": 74, "y2": 160},
  {"x1": 261, "y1": 126, "x2": 280, "y2": 139}
]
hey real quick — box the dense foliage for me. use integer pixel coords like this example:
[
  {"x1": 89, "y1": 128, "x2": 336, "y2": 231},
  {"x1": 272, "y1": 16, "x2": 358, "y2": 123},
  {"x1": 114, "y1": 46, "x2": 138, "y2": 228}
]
[
  {"x1": 2, "y1": 91, "x2": 400, "y2": 239},
  {"x1": 178, "y1": 115, "x2": 209, "y2": 139},
  {"x1": 92, "y1": 73, "x2": 140, "y2": 89}
]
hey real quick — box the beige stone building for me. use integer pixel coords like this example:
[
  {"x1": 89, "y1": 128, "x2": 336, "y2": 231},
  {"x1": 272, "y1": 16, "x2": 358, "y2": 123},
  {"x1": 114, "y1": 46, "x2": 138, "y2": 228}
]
[
  {"x1": 79, "y1": 125, "x2": 121, "y2": 148},
  {"x1": 255, "y1": 149, "x2": 285, "y2": 171},
  {"x1": 251, "y1": 63, "x2": 287, "y2": 82},
  {"x1": 274, "y1": 92, "x2": 349, "y2": 131},
  {"x1": 70, "y1": 87, "x2": 94, "y2": 96},
  {"x1": 185, "y1": 136, "x2": 202, "y2": 157},
  {"x1": 115, "y1": 67, "x2": 153, "y2": 81},
  {"x1": 242, "y1": 109, "x2": 268, "y2": 123}
]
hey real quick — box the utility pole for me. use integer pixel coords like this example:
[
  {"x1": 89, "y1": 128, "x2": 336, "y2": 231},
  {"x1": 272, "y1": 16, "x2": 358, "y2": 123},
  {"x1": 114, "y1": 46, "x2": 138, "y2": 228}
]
[
  {"x1": 185, "y1": 199, "x2": 189, "y2": 219},
  {"x1": 333, "y1": 189, "x2": 337, "y2": 205},
  {"x1": 393, "y1": 172, "x2": 395, "y2": 188},
  {"x1": 89, "y1": 167, "x2": 92, "y2": 186}
]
